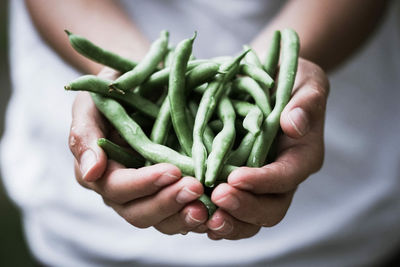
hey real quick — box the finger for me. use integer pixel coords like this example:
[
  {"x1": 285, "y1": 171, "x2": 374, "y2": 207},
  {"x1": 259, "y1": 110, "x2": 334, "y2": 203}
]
[
  {"x1": 154, "y1": 201, "x2": 208, "y2": 235},
  {"x1": 107, "y1": 177, "x2": 203, "y2": 229},
  {"x1": 69, "y1": 91, "x2": 108, "y2": 182},
  {"x1": 280, "y1": 59, "x2": 329, "y2": 139},
  {"x1": 211, "y1": 184, "x2": 295, "y2": 227},
  {"x1": 81, "y1": 162, "x2": 181, "y2": 204},
  {"x1": 228, "y1": 136, "x2": 323, "y2": 194},
  {"x1": 207, "y1": 209, "x2": 260, "y2": 240}
]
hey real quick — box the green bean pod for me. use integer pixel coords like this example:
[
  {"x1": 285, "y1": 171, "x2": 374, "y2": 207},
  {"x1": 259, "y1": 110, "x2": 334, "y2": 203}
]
[
  {"x1": 263, "y1": 30, "x2": 281, "y2": 77},
  {"x1": 150, "y1": 97, "x2": 171, "y2": 145},
  {"x1": 205, "y1": 95, "x2": 236, "y2": 187},
  {"x1": 239, "y1": 63, "x2": 275, "y2": 90},
  {"x1": 187, "y1": 101, "x2": 215, "y2": 154},
  {"x1": 227, "y1": 132, "x2": 257, "y2": 166},
  {"x1": 110, "y1": 30, "x2": 169, "y2": 92},
  {"x1": 243, "y1": 45, "x2": 262, "y2": 68},
  {"x1": 198, "y1": 194, "x2": 217, "y2": 218},
  {"x1": 90, "y1": 93, "x2": 237, "y2": 178},
  {"x1": 97, "y1": 138, "x2": 144, "y2": 168},
  {"x1": 232, "y1": 100, "x2": 263, "y2": 135},
  {"x1": 137, "y1": 59, "x2": 209, "y2": 95},
  {"x1": 232, "y1": 77, "x2": 272, "y2": 117},
  {"x1": 168, "y1": 33, "x2": 197, "y2": 156},
  {"x1": 192, "y1": 50, "x2": 248, "y2": 183},
  {"x1": 185, "y1": 62, "x2": 220, "y2": 89},
  {"x1": 164, "y1": 46, "x2": 175, "y2": 68},
  {"x1": 64, "y1": 75, "x2": 159, "y2": 118},
  {"x1": 65, "y1": 30, "x2": 137, "y2": 73},
  {"x1": 247, "y1": 29, "x2": 299, "y2": 167}
]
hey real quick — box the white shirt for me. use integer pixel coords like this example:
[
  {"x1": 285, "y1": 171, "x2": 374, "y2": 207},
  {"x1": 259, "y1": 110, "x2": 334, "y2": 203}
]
[{"x1": 2, "y1": 0, "x2": 400, "y2": 266}]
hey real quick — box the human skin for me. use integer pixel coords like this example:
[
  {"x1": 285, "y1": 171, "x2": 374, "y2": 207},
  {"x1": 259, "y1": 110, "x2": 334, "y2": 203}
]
[{"x1": 26, "y1": 0, "x2": 387, "y2": 239}]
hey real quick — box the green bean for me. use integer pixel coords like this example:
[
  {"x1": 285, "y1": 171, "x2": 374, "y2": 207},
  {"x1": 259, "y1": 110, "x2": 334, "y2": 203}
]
[
  {"x1": 64, "y1": 75, "x2": 159, "y2": 118},
  {"x1": 65, "y1": 30, "x2": 137, "y2": 73},
  {"x1": 198, "y1": 194, "x2": 217, "y2": 218},
  {"x1": 247, "y1": 29, "x2": 299, "y2": 167},
  {"x1": 137, "y1": 59, "x2": 209, "y2": 95},
  {"x1": 168, "y1": 33, "x2": 197, "y2": 156},
  {"x1": 110, "y1": 30, "x2": 169, "y2": 92},
  {"x1": 129, "y1": 112, "x2": 154, "y2": 130},
  {"x1": 150, "y1": 97, "x2": 171, "y2": 145},
  {"x1": 97, "y1": 138, "x2": 143, "y2": 168},
  {"x1": 192, "y1": 50, "x2": 248, "y2": 183},
  {"x1": 185, "y1": 62, "x2": 220, "y2": 89},
  {"x1": 90, "y1": 93, "x2": 237, "y2": 177},
  {"x1": 263, "y1": 30, "x2": 281, "y2": 77},
  {"x1": 243, "y1": 45, "x2": 262, "y2": 68},
  {"x1": 164, "y1": 46, "x2": 175, "y2": 68},
  {"x1": 232, "y1": 77, "x2": 272, "y2": 117},
  {"x1": 239, "y1": 63, "x2": 275, "y2": 90},
  {"x1": 205, "y1": 95, "x2": 236, "y2": 187},
  {"x1": 187, "y1": 101, "x2": 215, "y2": 154},
  {"x1": 232, "y1": 100, "x2": 263, "y2": 135},
  {"x1": 227, "y1": 132, "x2": 257, "y2": 166}
]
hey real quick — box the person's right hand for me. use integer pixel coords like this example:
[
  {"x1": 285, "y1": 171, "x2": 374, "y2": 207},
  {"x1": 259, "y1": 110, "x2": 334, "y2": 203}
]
[{"x1": 69, "y1": 67, "x2": 209, "y2": 235}]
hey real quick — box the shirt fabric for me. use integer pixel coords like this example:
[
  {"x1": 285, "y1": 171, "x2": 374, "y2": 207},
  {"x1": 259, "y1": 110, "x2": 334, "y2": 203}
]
[{"x1": 1, "y1": 0, "x2": 400, "y2": 266}]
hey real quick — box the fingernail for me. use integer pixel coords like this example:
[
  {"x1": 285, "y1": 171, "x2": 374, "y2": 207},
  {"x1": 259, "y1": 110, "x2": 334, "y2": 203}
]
[
  {"x1": 185, "y1": 212, "x2": 204, "y2": 226},
  {"x1": 230, "y1": 181, "x2": 253, "y2": 191},
  {"x1": 209, "y1": 220, "x2": 233, "y2": 235},
  {"x1": 288, "y1": 107, "x2": 309, "y2": 136},
  {"x1": 176, "y1": 187, "x2": 201, "y2": 204},
  {"x1": 80, "y1": 149, "x2": 97, "y2": 180},
  {"x1": 154, "y1": 172, "x2": 179, "y2": 187},
  {"x1": 213, "y1": 194, "x2": 240, "y2": 211}
]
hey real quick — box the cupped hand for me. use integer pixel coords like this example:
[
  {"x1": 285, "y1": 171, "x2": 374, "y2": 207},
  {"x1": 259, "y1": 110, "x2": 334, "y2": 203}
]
[
  {"x1": 69, "y1": 67, "x2": 209, "y2": 235},
  {"x1": 206, "y1": 58, "x2": 330, "y2": 240}
]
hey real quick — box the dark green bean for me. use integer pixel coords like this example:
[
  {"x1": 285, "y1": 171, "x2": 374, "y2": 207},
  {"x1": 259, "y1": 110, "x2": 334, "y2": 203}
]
[
  {"x1": 64, "y1": 75, "x2": 159, "y2": 118},
  {"x1": 247, "y1": 29, "x2": 299, "y2": 167},
  {"x1": 110, "y1": 30, "x2": 169, "y2": 92},
  {"x1": 97, "y1": 138, "x2": 143, "y2": 168},
  {"x1": 65, "y1": 30, "x2": 137, "y2": 73}
]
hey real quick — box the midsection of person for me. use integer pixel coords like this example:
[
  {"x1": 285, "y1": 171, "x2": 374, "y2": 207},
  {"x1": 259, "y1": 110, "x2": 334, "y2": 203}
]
[{"x1": 1, "y1": 0, "x2": 400, "y2": 266}]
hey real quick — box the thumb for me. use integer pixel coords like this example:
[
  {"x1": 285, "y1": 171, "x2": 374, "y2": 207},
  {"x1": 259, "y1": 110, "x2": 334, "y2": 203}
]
[{"x1": 69, "y1": 91, "x2": 108, "y2": 182}]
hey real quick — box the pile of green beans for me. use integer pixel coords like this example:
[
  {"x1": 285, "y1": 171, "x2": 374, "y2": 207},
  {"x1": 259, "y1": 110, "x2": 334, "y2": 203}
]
[{"x1": 64, "y1": 29, "x2": 299, "y2": 216}]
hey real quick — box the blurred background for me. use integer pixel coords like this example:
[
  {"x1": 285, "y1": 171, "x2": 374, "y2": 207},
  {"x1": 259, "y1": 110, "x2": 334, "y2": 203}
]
[{"x1": 0, "y1": 0, "x2": 35, "y2": 265}]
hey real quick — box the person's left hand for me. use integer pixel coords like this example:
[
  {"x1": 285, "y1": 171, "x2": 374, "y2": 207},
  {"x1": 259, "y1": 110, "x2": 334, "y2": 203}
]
[{"x1": 205, "y1": 58, "x2": 329, "y2": 240}]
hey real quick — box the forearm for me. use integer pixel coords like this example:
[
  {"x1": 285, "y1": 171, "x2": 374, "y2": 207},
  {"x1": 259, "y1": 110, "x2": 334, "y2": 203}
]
[
  {"x1": 25, "y1": 0, "x2": 149, "y2": 74},
  {"x1": 251, "y1": 0, "x2": 389, "y2": 72}
]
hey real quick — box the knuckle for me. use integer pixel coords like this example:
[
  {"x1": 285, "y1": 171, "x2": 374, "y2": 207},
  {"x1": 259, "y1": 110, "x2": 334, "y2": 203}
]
[{"x1": 126, "y1": 215, "x2": 152, "y2": 229}]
